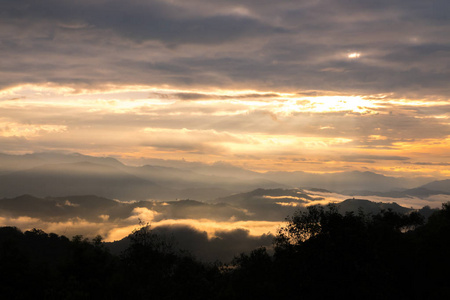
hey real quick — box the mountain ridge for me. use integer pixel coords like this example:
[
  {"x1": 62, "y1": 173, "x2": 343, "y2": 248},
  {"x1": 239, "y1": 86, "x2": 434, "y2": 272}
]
[{"x1": 0, "y1": 152, "x2": 444, "y2": 201}]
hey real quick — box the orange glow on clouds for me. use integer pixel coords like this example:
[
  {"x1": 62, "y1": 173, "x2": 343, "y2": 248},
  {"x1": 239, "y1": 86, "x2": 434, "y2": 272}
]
[{"x1": 1, "y1": 83, "x2": 449, "y2": 177}]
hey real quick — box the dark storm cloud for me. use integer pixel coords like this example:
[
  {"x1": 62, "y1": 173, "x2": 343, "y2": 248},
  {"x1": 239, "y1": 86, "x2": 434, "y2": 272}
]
[
  {"x1": 0, "y1": 0, "x2": 283, "y2": 45},
  {"x1": 164, "y1": 92, "x2": 281, "y2": 100},
  {"x1": 1, "y1": 0, "x2": 449, "y2": 96}
]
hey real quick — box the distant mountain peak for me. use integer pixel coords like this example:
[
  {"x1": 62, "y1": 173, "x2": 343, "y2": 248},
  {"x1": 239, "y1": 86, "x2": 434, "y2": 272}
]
[{"x1": 420, "y1": 179, "x2": 450, "y2": 193}]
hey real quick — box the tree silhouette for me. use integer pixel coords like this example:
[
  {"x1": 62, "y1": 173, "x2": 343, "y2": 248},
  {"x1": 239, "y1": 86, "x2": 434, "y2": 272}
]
[{"x1": 1, "y1": 202, "x2": 450, "y2": 299}]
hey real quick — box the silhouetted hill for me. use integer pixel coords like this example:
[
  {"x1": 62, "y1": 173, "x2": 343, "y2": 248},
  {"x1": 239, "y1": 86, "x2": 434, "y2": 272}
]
[
  {"x1": 0, "y1": 194, "x2": 253, "y2": 223},
  {"x1": 0, "y1": 194, "x2": 122, "y2": 221},
  {"x1": 338, "y1": 199, "x2": 412, "y2": 215},
  {"x1": 0, "y1": 194, "x2": 48, "y2": 215},
  {"x1": 215, "y1": 188, "x2": 321, "y2": 221},
  {"x1": 106, "y1": 225, "x2": 274, "y2": 263},
  {"x1": 2, "y1": 203, "x2": 450, "y2": 299},
  {"x1": 214, "y1": 188, "x2": 428, "y2": 222},
  {"x1": 306, "y1": 188, "x2": 333, "y2": 193},
  {"x1": 216, "y1": 188, "x2": 316, "y2": 203}
]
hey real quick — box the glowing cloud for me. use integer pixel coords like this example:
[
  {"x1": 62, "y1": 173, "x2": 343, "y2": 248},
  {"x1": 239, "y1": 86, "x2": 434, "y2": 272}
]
[{"x1": 348, "y1": 52, "x2": 361, "y2": 59}]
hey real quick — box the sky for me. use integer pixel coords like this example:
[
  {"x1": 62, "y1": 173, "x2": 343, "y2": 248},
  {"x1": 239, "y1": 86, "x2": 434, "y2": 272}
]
[{"x1": 1, "y1": 0, "x2": 450, "y2": 178}]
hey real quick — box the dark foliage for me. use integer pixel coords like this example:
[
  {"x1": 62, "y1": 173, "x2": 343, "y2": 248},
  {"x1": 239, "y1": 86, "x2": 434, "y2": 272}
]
[
  {"x1": 226, "y1": 204, "x2": 449, "y2": 300},
  {"x1": 118, "y1": 223, "x2": 220, "y2": 299},
  {"x1": 0, "y1": 223, "x2": 219, "y2": 300},
  {"x1": 1, "y1": 203, "x2": 450, "y2": 299},
  {"x1": 0, "y1": 227, "x2": 117, "y2": 299}
]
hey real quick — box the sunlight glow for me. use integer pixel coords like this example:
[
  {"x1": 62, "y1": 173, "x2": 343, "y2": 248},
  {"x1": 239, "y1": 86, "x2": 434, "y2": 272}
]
[
  {"x1": 348, "y1": 52, "x2": 361, "y2": 58},
  {"x1": 274, "y1": 95, "x2": 376, "y2": 114},
  {"x1": 1, "y1": 83, "x2": 449, "y2": 176},
  {"x1": 0, "y1": 122, "x2": 67, "y2": 138}
]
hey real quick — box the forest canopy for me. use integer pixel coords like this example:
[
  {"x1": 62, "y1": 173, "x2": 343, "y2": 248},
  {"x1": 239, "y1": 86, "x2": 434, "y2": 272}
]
[{"x1": 1, "y1": 203, "x2": 450, "y2": 299}]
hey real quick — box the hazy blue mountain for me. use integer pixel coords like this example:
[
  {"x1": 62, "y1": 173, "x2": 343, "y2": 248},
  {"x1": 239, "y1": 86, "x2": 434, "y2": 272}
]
[
  {"x1": 0, "y1": 152, "x2": 286, "y2": 200},
  {"x1": 263, "y1": 170, "x2": 431, "y2": 192},
  {"x1": 0, "y1": 152, "x2": 442, "y2": 201},
  {"x1": 0, "y1": 152, "x2": 125, "y2": 174},
  {"x1": 28, "y1": 152, "x2": 125, "y2": 168},
  {"x1": 142, "y1": 158, "x2": 432, "y2": 192},
  {"x1": 135, "y1": 158, "x2": 263, "y2": 180},
  {"x1": 130, "y1": 164, "x2": 285, "y2": 194},
  {"x1": 420, "y1": 179, "x2": 450, "y2": 193},
  {"x1": 0, "y1": 153, "x2": 45, "y2": 174},
  {"x1": 343, "y1": 187, "x2": 450, "y2": 199},
  {"x1": 0, "y1": 161, "x2": 172, "y2": 201}
]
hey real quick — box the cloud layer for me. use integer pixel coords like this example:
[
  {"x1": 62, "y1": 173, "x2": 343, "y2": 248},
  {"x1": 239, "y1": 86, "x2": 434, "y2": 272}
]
[
  {"x1": 1, "y1": 188, "x2": 447, "y2": 260},
  {"x1": 1, "y1": 0, "x2": 449, "y2": 96},
  {"x1": 1, "y1": 85, "x2": 449, "y2": 176},
  {"x1": 0, "y1": 1, "x2": 449, "y2": 176}
]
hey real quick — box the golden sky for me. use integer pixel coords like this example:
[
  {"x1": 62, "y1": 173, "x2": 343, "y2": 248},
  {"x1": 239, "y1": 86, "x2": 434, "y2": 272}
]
[
  {"x1": 1, "y1": 83, "x2": 449, "y2": 178},
  {"x1": 1, "y1": 1, "x2": 449, "y2": 178}
]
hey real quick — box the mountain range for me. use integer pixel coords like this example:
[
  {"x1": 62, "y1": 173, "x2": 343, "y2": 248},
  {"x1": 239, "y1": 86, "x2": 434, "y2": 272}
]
[
  {"x1": 0, "y1": 152, "x2": 446, "y2": 201},
  {"x1": 1, "y1": 189, "x2": 438, "y2": 262}
]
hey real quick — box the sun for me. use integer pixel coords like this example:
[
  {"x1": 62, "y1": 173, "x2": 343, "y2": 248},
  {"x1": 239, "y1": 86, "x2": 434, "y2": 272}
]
[
  {"x1": 274, "y1": 95, "x2": 376, "y2": 115},
  {"x1": 347, "y1": 52, "x2": 361, "y2": 59},
  {"x1": 348, "y1": 52, "x2": 361, "y2": 59}
]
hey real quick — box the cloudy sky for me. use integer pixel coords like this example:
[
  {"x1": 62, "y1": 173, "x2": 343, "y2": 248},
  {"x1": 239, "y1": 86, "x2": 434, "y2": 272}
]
[{"x1": 1, "y1": 0, "x2": 449, "y2": 177}]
